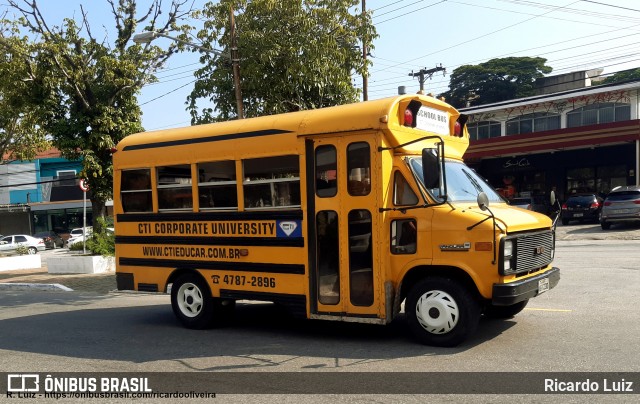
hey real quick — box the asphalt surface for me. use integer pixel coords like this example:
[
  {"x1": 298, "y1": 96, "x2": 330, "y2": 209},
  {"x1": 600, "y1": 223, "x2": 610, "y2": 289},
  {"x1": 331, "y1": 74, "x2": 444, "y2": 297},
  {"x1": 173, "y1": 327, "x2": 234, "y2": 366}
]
[{"x1": 0, "y1": 221, "x2": 638, "y2": 294}]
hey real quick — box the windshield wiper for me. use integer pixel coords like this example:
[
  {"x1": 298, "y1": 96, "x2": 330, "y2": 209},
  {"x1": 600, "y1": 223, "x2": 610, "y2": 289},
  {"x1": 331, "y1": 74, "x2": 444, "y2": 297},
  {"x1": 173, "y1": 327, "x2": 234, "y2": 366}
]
[{"x1": 462, "y1": 169, "x2": 484, "y2": 194}]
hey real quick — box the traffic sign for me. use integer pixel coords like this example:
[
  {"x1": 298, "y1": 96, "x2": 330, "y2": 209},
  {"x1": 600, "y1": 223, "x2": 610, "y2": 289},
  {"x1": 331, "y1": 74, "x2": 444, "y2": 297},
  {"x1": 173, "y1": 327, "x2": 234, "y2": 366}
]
[{"x1": 79, "y1": 179, "x2": 89, "y2": 192}]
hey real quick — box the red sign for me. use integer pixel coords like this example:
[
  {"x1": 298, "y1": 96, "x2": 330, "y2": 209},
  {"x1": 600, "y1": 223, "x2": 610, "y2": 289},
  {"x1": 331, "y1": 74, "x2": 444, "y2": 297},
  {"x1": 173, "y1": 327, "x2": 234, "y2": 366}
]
[{"x1": 79, "y1": 179, "x2": 89, "y2": 192}]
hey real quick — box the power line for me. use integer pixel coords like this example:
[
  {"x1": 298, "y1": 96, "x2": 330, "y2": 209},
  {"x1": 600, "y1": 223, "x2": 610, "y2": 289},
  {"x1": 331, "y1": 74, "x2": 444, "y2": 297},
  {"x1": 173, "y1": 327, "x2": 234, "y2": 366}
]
[
  {"x1": 580, "y1": 0, "x2": 640, "y2": 13},
  {"x1": 0, "y1": 176, "x2": 79, "y2": 189},
  {"x1": 139, "y1": 79, "x2": 197, "y2": 106},
  {"x1": 367, "y1": 15, "x2": 640, "y2": 92},
  {"x1": 375, "y1": 0, "x2": 447, "y2": 24}
]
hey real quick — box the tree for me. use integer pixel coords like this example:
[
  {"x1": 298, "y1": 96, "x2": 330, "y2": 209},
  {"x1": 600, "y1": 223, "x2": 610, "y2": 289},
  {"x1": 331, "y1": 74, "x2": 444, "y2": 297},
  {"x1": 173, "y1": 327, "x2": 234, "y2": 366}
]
[
  {"x1": 439, "y1": 57, "x2": 552, "y2": 109},
  {"x1": 602, "y1": 68, "x2": 640, "y2": 85},
  {"x1": 188, "y1": 0, "x2": 377, "y2": 123},
  {"x1": 0, "y1": 24, "x2": 50, "y2": 162},
  {"x1": 0, "y1": 0, "x2": 193, "y2": 231}
]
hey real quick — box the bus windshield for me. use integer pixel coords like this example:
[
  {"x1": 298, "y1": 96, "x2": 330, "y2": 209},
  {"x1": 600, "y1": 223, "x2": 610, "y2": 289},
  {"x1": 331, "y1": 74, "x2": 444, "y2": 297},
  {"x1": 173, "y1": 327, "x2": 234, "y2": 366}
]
[{"x1": 408, "y1": 157, "x2": 504, "y2": 203}]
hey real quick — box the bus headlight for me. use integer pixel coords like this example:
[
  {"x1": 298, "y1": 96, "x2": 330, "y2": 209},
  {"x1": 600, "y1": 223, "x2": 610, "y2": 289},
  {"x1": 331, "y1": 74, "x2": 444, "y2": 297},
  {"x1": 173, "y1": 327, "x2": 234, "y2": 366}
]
[
  {"x1": 501, "y1": 239, "x2": 516, "y2": 275},
  {"x1": 504, "y1": 239, "x2": 513, "y2": 257}
]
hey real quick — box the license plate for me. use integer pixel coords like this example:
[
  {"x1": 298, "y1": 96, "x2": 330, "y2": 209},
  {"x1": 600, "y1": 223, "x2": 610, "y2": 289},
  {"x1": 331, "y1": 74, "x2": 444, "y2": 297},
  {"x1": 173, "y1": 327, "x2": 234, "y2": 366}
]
[
  {"x1": 573, "y1": 213, "x2": 583, "y2": 217},
  {"x1": 612, "y1": 209, "x2": 629, "y2": 214},
  {"x1": 538, "y1": 278, "x2": 550, "y2": 294}
]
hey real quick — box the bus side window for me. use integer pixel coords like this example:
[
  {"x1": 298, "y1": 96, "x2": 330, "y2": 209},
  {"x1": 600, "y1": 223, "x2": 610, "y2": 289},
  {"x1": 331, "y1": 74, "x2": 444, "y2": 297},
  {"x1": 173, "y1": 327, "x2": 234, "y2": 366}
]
[
  {"x1": 157, "y1": 164, "x2": 193, "y2": 211},
  {"x1": 243, "y1": 155, "x2": 300, "y2": 209},
  {"x1": 393, "y1": 171, "x2": 419, "y2": 205},
  {"x1": 121, "y1": 169, "x2": 152, "y2": 213},
  {"x1": 197, "y1": 161, "x2": 238, "y2": 210},
  {"x1": 347, "y1": 142, "x2": 371, "y2": 196},
  {"x1": 391, "y1": 219, "x2": 417, "y2": 254}
]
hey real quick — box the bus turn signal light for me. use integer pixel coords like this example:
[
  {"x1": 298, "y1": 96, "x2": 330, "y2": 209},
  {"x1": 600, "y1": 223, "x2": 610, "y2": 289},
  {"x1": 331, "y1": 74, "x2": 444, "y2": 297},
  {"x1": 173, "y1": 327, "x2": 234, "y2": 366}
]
[{"x1": 475, "y1": 242, "x2": 493, "y2": 251}]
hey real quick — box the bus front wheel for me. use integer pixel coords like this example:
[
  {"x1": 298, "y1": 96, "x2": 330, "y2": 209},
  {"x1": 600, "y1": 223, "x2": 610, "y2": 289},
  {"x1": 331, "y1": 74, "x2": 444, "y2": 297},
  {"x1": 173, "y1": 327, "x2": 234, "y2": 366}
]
[
  {"x1": 406, "y1": 278, "x2": 480, "y2": 347},
  {"x1": 171, "y1": 273, "x2": 215, "y2": 329}
]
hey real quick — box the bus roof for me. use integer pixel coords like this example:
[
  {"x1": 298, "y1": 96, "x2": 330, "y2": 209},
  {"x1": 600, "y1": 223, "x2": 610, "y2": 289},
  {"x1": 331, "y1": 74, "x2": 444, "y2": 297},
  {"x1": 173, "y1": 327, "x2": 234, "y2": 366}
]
[{"x1": 116, "y1": 94, "x2": 468, "y2": 159}]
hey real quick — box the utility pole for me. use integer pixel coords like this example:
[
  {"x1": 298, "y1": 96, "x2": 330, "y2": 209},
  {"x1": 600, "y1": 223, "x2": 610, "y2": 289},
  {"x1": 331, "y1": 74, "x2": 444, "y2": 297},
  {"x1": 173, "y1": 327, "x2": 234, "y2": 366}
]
[
  {"x1": 230, "y1": 6, "x2": 244, "y2": 119},
  {"x1": 409, "y1": 64, "x2": 446, "y2": 94},
  {"x1": 362, "y1": 0, "x2": 368, "y2": 101}
]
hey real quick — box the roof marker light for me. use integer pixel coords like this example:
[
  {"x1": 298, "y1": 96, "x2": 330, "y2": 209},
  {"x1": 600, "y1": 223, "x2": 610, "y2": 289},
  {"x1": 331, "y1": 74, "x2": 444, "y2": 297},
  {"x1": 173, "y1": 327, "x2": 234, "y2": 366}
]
[{"x1": 404, "y1": 109, "x2": 413, "y2": 127}]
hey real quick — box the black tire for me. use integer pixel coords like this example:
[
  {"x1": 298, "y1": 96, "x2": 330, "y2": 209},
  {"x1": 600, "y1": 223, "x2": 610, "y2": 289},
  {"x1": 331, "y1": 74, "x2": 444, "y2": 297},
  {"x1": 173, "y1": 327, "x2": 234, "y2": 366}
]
[
  {"x1": 561, "y1": 218, "x2": 569, "y2": 225},
  {"x1": 601, "y1": 221, "x2": 611, "y2": 230},
  {"x1": 484, "y1": 299, "x2": 528, "y2": 319},
  {"x1": 171, "y1": 273, "x2": 215, "y2": 329},
  {"x1": 405, "y1": 277, "x2": 481, "y2": 347}
]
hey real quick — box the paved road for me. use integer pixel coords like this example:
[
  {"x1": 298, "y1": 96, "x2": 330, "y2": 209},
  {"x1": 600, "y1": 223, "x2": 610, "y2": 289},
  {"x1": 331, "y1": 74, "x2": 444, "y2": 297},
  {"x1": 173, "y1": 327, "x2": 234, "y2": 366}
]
[{"x1": 0, "y1": 234, "x2": 638, "y2": 403}]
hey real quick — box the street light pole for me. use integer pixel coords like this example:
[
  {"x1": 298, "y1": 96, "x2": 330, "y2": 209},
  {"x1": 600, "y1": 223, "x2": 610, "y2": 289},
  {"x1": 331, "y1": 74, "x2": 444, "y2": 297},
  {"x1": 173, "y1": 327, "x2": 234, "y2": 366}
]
[{"x1": 133, "y1": 30, "x2": 244, "y2": 119}]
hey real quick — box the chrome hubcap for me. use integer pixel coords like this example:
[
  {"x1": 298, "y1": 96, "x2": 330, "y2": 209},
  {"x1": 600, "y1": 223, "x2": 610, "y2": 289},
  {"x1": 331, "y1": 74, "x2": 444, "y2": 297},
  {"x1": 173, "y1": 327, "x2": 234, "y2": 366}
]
[
  {"x1": 177, "y1": 282, "x2": 203, "y2": 318},
  {"x1": 415, "y1": 290, "x2": 459, "y2": 334}
]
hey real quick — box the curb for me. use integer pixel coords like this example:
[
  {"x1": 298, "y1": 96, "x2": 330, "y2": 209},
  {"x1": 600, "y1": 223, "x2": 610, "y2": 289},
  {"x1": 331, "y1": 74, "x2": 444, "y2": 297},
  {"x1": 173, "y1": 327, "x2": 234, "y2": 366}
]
[{"x1": 0, "y1": 283, "x2": 74, "y2": 292}]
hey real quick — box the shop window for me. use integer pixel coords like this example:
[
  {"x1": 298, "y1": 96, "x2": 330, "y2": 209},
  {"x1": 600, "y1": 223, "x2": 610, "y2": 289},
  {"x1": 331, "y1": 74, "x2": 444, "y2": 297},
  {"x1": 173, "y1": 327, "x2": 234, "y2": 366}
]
[
  {"x1": 347, "y1": 142, "x2": 371, "y2": 196},
  {"x1": 56, "y1": 170, "x2": 77, "y2": 186},
  {"x1": 393, "y1": 171, "x2": 419, "y2": 206},
  {"x1": 596, "y1": 165, "x2": 627, "y2": 194},
  {"x1": 243, "y1": 155, "x2": 300, "y2": 209},
  {"x1": 197, "y1": 161, "x2": 237, "y2": 210},
  {"x1": 468, "y1": 121, "x2": 501, "y2": 140},
  {"x1": 506, "y1": 113, "x2": 560, "y2": 135},
  {"x1": 566, "y1": 167, "x2": 595, "y2": 194},
  {"x1": 316, "y1": 145, "x2": 337, "y2": 198},
  {"x1": 121, "y1": 169, "x2": 153, "y2": 213},
  {"x1": 157, "y1": 165, "x2": 193, "y2": 211},
  {"x1": 567, "y1": 102, "x2": 631, "y2": 128}
]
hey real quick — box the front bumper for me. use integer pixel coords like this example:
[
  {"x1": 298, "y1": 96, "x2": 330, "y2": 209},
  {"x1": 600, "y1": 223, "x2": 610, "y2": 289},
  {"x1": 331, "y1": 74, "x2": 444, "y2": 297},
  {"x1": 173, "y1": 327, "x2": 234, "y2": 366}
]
[{"x1": 492, "y1": 267, "x2": 560, "y2": 306}]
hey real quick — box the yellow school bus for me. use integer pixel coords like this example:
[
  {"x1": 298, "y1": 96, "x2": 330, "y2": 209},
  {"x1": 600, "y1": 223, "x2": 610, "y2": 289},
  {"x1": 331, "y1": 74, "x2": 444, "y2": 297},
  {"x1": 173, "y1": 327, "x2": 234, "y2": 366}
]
[{"x1": 113, "y1": 94, "x2": 559, "y2": 346}]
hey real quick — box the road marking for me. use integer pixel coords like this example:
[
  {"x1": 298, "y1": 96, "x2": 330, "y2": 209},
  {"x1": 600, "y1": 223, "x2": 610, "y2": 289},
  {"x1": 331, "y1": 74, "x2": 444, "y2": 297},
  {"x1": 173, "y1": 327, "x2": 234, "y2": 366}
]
[{"x1": 525, "y1": 308, "x2": 572, "y2": 312}]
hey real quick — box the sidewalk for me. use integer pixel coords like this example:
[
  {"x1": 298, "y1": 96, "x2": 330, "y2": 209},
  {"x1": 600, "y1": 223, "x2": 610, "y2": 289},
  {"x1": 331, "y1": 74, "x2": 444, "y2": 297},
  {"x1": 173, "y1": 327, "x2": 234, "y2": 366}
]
[
  {"x1": 0, "y1": 266, "x2": 117, "y2": 294},
  {"x1": 1, "y1": 223, "x2": 638, "y2": 295}
]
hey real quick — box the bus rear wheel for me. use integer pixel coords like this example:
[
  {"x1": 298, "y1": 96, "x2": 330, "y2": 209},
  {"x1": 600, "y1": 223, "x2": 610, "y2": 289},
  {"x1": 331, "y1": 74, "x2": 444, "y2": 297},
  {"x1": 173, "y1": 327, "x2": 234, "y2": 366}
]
[
  {"x1": 406, "y1": 277, "x2": 480, "y2": 347},
  {"x1": 171, "y1": 273, "x2": 215, "y2": 329}
]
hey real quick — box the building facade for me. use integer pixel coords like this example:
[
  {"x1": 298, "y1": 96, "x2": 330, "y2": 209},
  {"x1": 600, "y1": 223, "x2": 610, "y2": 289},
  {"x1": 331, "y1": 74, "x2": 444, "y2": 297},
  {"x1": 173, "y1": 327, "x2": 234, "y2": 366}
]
[
  {"x1": 0, "y1": 149, "x2": 93, "y2": 237},
  {"x1": 462, "y1": 74, "x2": 640, "y2": 205}
]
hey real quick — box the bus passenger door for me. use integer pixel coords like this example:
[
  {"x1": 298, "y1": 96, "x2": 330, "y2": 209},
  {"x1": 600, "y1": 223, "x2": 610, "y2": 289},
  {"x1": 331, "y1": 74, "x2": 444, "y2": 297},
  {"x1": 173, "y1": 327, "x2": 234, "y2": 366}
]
[{"x1": 306, "y1": 137, "x2": 381, "y2": 319}]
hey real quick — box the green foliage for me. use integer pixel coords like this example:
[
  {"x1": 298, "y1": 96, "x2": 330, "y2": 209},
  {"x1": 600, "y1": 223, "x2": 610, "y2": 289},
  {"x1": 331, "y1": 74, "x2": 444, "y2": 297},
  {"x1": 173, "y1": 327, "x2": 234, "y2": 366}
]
[
  {"x1": 85, "y1": 231, "x2": 116, "y2": 257},
  {"x1": 0, "y1": 0, "x2": 194, "y2": 228},
  {"x1": 602, "y1": 68, "x2": 640, "y2": 85},
  {"x1": 188, "y1": 0, "x2": 377, "y2": 122},
  {"x1": 68, "y1": 241, "x2": 87, "y2": 252},
  {"x1": 15, "y1": 244, "x2": 29, "y2": 255},
  {"x1": 0, "y1": 28, "x2": 50, "y2": 161},
  {"x1": 439, "y1": 57, "x2": 553, "y2": 109}
]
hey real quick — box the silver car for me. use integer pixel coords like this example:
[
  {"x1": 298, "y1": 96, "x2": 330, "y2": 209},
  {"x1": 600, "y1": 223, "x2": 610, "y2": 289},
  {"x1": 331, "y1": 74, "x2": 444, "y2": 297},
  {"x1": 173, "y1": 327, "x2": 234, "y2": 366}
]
[
  {"x1": 600, "y1": 186, "x2": 640, "y2": 230},
  {"x1": 0, "y1": 234, "x2": 46, "y2": 255}
]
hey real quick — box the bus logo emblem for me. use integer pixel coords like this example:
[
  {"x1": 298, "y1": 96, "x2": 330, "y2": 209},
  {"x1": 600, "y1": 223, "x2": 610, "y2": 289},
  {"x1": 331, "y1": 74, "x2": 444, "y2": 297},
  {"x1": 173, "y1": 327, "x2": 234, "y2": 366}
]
[{"x1": 279, "y1": 221, "x2": 297, "y2": 236}]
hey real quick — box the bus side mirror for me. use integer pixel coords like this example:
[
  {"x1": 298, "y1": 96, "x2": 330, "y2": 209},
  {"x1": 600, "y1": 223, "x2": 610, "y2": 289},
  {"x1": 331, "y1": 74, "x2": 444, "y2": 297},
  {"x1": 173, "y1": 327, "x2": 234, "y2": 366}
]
[
  {"x1": 422, "y1": 148, "x2": 441, "y2": 190},
  {"x1": 477, "y1": 192, "x2": 490, "y2": 211}
]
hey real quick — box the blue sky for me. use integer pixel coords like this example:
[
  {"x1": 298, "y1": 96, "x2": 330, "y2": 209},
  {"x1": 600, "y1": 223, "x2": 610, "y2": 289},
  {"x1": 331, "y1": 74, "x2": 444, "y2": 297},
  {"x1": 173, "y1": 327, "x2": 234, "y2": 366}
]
[{"x1": 4, "y1": 0, "x2": 640, "y2": 131}]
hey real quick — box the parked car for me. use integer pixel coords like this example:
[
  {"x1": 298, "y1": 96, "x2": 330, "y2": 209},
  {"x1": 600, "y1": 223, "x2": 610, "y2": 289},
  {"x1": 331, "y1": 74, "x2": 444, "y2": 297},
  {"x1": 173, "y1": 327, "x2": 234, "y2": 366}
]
[
  {"x1": 67, "y1": 227, "x2": 93, "y2": 247},
  {"x1": 600, "y1": 185, "x2": 640, "y2": 230},
  {"x1": 0, "y1": 234, "x2": 46, "y2": 254},
  {"x1": 509, "y1": 195, "x2": 548, "y2": 214},
  {"x1": 33, "y1": 231, "x2": 65, "y2": 249},
  {"x1": 561, "y1": 193, "x2": 603, "y2": 225}
]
